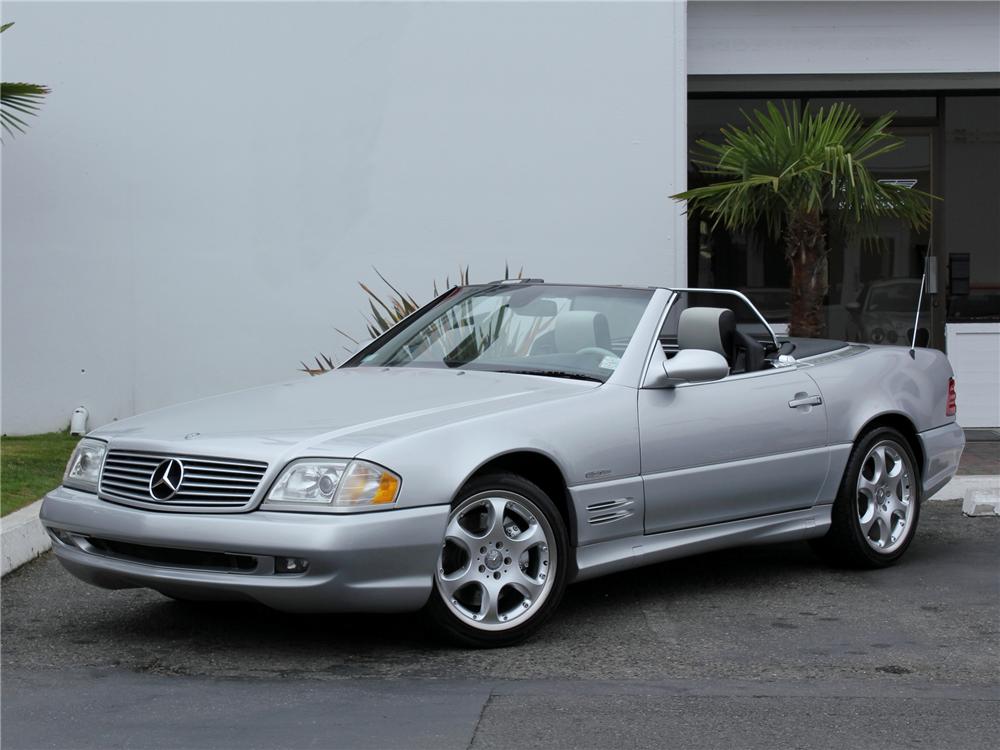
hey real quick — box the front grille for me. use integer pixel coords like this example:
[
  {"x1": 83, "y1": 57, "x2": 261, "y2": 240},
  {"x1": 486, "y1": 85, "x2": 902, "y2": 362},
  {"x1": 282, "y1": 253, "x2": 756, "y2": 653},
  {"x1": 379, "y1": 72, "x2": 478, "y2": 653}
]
[{"x1": 99, "y1": 451, "x2": 268, "y2": 511}]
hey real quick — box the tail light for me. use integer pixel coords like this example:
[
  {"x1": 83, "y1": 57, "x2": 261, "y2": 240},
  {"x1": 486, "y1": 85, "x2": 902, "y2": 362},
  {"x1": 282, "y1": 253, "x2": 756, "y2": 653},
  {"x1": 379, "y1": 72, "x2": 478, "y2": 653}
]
[{"x1": 946, "y1": 377, "x2": 957, "y2": 417}]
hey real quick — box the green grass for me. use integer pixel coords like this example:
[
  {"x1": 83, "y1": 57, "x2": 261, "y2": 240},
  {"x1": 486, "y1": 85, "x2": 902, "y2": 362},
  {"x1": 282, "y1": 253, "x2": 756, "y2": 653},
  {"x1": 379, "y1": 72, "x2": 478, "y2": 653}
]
[{"x1": 1, "y1": 431, "x2": 79, "y2": 516}]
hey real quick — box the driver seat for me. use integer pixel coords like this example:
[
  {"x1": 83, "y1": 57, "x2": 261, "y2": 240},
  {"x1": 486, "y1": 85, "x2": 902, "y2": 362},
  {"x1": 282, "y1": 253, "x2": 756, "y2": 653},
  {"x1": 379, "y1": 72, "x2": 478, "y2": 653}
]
[
  {"x1": 677, "y1": 307, "x2": 769, "y2": 373},
  {"x1": 733, "y1": 330, "x2": 767, "y2": 373},
  {"x1": 677, "y1": 307, "x2": 736, "y2": 368},
  {"x1": 552, "y1": 311, "x2": 612, "y2": 354}
]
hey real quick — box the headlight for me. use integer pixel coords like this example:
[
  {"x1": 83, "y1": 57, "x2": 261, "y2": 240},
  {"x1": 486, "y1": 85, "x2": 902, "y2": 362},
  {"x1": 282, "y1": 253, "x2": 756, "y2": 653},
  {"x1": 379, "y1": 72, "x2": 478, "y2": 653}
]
[
  {"x1": 63, "y1": 438, "x2": 108, "y2": 493},
  {"x1": 262, "y1": 459, "x2": 401, "y2": 512}
]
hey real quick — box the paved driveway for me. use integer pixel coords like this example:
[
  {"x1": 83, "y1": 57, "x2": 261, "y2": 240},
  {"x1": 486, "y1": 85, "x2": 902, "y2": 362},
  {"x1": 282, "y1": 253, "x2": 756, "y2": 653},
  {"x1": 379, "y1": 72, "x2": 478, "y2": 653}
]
[{"x1": 2, "y1": 500, "x2": 997, "y2": 749}]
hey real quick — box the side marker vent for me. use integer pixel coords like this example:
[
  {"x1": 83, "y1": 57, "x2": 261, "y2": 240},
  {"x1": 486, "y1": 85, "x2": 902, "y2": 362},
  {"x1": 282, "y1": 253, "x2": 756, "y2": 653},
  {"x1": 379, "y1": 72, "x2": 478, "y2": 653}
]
[{"x1": 586, "y1": 497, "x2": 635, "y2": 526}]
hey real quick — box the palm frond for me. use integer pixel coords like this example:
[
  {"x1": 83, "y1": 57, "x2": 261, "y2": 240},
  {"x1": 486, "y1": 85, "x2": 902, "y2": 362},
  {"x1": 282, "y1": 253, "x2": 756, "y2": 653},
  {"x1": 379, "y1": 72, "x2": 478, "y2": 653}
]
[
  {"x1": 299, "y1": 352, "x2": 337, "y2": 377},
  {"x1": 673, "y1": 101, "x2": 934, "y2": 239},
  {"x1": 1, "y1": 24, "x2": 50, "y2": 137},
  {"x1": 302, "y1": 265, "x2": 525, "y2": 374},
  {"x1": 1, "y1": 82, "x2": 50, "y2": 136}
]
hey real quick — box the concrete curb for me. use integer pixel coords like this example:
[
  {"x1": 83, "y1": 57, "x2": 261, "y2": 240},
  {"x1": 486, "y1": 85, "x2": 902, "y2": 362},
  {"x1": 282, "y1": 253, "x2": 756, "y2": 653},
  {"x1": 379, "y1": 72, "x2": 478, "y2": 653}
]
[
  {"x1": 1, "y1": 499, "x2": 51, "y2": 576},
  {"x1": 929, "y1": 475, "x2": 1000, "y2": 516}
]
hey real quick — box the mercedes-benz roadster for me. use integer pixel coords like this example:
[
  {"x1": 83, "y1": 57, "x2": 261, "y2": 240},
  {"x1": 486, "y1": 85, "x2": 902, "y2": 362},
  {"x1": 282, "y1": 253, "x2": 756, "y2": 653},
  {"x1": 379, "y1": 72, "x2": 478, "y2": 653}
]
[{"x1": 41, "y1": 281, "x2": 965, "y2": 647}]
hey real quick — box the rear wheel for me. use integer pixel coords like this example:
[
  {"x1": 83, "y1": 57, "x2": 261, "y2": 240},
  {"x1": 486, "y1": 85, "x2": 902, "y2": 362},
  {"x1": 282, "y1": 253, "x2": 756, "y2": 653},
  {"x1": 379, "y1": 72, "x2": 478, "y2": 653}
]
[
  {"x1": 426, "y1": 473, "x2": 569, "y2": 648},
  {"x1": 811, "y1": 427, "x2": 921, "y2": 568}
]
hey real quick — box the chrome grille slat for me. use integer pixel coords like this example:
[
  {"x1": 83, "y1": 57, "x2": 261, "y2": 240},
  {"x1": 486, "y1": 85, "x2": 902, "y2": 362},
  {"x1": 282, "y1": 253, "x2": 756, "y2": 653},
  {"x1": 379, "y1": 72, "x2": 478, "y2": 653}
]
[
  {"x1": 101, "y1": 468, "x2": 149, "y2": 479},
  {"x1": 101, "y1": 493, "x2": 246, "y2": 508},
  {"x1": 182, "y1": 465, "x2": 267, "y2": 477},
  {"x1": 101, "y1": 478, "x2": 148, "y2": 490},
  {"x1": 99, "y1": 450, "x2": 268, "y2": 512},
  {"x1": 112, "y1": 452, "x2": 266, "y2": 469},
  {"x1": 184, "y1": 471, "x2": 260, "y2": 485},
  {"x1": 105, "y1": 458, "x2": 162, "y2": 469},
  {"x1": 104, "y1": 466, "x2": 149, "y2": 480},
  {"x1": 182, "y1": 481, "x2": 258, "y2": 490}
]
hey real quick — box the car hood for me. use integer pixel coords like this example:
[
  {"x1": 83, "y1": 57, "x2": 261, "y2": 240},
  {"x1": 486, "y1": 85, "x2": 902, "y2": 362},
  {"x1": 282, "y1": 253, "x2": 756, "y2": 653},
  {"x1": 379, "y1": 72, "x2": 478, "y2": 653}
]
[{"x1": 93, "y1": 367, "x2": 596, "y2": 462}]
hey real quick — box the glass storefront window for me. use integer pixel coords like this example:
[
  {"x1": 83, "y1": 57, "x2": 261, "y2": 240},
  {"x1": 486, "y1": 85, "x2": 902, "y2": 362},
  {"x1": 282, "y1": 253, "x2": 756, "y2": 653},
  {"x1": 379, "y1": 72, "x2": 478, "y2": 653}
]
[
  {"x1": 808, "y1": 97, "x2": 937, "y2": 120},
  {"x1": 686, "y1": 93, "x2": 1000, "y2": 350},
  {"x1": 943, "y1": 95, "x2": 1000, "y2": 323}
]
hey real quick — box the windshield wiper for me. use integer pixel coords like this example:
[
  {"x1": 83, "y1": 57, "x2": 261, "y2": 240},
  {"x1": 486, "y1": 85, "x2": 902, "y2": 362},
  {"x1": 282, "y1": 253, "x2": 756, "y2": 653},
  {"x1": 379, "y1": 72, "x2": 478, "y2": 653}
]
[{"x1": 498, "y1": 369, "x2": 603, "y2": 383}]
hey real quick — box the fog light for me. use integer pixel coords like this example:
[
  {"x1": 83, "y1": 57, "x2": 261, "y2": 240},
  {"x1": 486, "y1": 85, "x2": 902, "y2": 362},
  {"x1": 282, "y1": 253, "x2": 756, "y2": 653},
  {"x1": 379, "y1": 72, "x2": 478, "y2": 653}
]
[
  {"x1": 49, "y1": 528, "x2": 75, "y2": 545},
  {"x1": 275, "y1": 556, "x2": 310, "y2": 574}
]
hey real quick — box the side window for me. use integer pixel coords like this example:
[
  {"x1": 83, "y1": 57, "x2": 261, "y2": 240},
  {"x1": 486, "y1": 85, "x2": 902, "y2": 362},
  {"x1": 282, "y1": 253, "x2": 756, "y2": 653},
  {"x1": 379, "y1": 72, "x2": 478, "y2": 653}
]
[{"x1": 660, "y1": 291, "x2": 774, "y2": 352}]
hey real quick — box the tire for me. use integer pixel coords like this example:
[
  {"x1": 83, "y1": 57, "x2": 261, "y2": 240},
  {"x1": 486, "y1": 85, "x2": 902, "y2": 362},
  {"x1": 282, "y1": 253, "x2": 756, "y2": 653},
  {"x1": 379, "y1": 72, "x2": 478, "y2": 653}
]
[
  {"x1": 810, "y1": 427, "x2": 921, "y2": 568},
  {"x1": 425, "y1": 473, "x2": 569, "y2": 648}
]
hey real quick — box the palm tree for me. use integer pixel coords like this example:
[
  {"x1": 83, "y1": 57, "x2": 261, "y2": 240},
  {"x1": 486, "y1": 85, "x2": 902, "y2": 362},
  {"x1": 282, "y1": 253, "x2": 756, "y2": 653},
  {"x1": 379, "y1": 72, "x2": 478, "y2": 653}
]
[
  {"x1": 672, "y1": 102, "x2": 934, "y2": 338},
  {"x1": 1, "y1": 22, "x2": 50, "y2": 137}
]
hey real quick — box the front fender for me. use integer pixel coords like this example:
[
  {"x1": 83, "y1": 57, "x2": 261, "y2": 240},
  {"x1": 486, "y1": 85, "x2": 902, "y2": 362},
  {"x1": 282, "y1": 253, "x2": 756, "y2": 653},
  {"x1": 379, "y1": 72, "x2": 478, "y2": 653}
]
[{"x1": 357, "y1": 384, "x2": 641, "y2": 511}]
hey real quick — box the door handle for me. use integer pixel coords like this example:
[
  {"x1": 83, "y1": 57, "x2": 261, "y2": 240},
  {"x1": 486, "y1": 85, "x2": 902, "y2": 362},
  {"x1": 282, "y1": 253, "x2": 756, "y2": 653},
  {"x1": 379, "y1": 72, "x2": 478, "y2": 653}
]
[{"x1": 788, "y1": 395, "x2": 823, "y2": 408}]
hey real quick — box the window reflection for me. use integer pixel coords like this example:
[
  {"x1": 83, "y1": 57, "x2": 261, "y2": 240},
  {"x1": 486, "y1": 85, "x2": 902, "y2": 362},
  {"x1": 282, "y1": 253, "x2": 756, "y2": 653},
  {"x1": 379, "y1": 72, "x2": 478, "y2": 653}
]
[{"x1": 686, "y1": 94, "x2": 1000, "y2": 348}]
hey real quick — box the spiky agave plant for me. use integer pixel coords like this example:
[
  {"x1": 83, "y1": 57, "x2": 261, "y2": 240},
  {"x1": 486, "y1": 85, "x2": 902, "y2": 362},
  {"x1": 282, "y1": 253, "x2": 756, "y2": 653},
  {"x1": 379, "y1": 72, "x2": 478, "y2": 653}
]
[
  {"x1": 672, "y1": 101, "x2": 934, "y2": 338},
  {"x1": 300, "y1": 263, "x2": 523, "y2": 375},
  {"x1": 1, "y1": 23, "x2": 50, "y2": 138}
]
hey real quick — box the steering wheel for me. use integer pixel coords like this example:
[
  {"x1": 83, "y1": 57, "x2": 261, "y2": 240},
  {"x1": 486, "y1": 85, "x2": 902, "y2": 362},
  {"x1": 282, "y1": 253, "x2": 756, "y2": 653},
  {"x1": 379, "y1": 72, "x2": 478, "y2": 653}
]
[{"x1": 575, "y1": 346, "x2": 617, "y2": 360}]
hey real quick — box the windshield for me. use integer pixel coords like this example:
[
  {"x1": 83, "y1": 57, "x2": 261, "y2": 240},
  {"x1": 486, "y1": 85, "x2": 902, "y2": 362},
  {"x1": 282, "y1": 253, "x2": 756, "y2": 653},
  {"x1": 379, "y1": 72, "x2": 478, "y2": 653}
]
[{"x1": 348, "y1": 284, "x2": 654, "y2": 382}]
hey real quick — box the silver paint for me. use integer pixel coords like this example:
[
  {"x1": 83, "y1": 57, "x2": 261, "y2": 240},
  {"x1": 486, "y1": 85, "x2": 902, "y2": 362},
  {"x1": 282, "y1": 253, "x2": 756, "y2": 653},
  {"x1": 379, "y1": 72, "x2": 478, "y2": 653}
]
[{"x1": 39, "y1": 284, "x2": 965, "y2": 615}]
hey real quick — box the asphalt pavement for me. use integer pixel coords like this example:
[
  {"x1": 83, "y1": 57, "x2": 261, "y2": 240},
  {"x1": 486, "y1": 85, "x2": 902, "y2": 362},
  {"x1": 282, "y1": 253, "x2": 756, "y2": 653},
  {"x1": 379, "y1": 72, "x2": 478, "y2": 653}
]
[{"x1": 2, "y1": 500, "x2": 997, "y2": 749}]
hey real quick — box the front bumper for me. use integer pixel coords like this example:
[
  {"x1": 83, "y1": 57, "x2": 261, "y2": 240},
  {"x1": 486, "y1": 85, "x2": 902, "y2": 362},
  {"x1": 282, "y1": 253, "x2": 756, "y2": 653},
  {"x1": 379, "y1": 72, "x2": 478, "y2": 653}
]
[
  {"x1": 40, "y1": 487, "x2": 449, "y2": 613},
  {"x1": 918, "y1": 421, "x2": 966, "y2": 499}
]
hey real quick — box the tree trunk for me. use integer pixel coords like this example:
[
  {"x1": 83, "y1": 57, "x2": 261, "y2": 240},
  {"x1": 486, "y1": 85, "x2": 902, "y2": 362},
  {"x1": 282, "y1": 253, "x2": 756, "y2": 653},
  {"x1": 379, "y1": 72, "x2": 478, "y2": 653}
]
[{"x1": 786, "y1": 210, "x2": 827, "y2": 338}]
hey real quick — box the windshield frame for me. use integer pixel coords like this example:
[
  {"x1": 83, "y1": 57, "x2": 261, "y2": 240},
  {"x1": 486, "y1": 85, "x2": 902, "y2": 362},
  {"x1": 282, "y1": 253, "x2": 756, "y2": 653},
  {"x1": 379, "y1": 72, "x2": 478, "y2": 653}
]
[{"x1": 340, "y1": 282, "x2": 663, "y2": 384}]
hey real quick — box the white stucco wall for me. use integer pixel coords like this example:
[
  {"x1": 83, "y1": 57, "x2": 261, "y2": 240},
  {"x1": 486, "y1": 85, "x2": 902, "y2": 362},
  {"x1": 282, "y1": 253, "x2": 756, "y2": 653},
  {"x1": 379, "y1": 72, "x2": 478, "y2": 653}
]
[
  {"x1": 689, "y1": 1, "x2": 1000, "y2": 75},
  {"x1": 1, "y1": 0, "x2": 688, "y2": 434}
]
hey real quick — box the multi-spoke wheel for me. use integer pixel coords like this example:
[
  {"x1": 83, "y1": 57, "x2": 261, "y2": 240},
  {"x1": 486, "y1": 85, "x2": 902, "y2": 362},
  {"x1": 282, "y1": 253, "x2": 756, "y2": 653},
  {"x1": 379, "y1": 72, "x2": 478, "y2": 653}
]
[
  {"x1": 811, "y1": 427, "x2": 921, "y2": 568},
  {"x1": 855, "y1": 441, "x2": 916, "y2": 553},
  {"x1": 426, "y1": 473, "x2": 568, "y2": 647}
]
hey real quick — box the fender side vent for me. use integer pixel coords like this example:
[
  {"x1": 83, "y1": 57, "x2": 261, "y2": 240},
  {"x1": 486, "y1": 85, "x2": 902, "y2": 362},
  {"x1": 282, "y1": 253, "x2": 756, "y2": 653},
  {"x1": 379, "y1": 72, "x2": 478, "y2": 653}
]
[
  {"x1": 586, "y1": 497, "x2": 635, "y2": 525},
  {"x1": 589, "y1": 509, "x2": 634, "y2": 525}
]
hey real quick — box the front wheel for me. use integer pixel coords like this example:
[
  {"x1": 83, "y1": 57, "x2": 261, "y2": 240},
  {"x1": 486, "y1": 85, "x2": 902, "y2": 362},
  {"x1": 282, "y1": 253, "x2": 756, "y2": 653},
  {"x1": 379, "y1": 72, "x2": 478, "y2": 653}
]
[
  {"x1": 426, "y1": 473, "x2": 569, "y2": 648},
  {"x1": 810, "y1": 427, "x2": 921, "y2": 568}
]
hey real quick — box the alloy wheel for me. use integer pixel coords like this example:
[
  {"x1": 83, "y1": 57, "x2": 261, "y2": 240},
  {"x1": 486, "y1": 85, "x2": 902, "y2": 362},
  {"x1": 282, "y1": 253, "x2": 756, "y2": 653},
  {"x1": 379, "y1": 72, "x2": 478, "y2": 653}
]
[
  {"x1": 856, "y1": 440, "x2": 915, "y2": 554},
  {"x1": 435, "y1": 491, "x2": 557, "y2": 631}
]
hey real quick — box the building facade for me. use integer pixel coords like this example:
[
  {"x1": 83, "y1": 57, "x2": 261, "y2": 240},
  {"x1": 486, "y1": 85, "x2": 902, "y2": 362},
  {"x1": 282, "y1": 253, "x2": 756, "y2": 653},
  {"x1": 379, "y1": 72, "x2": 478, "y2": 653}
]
[
  {"x1": 2, "y1": 1, "x2": 998, "y2": 434},
  {"x1": 687, "y1": 1, "x2": 1000, "y2": 428}
]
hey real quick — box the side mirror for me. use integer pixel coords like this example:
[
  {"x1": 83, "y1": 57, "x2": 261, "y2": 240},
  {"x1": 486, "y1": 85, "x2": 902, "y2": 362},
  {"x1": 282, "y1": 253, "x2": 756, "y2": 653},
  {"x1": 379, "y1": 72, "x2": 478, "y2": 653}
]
[
  {"x1": 645, "y1": 349, "x2": 730, "y2": 388},
  {"x1": 845, "y1": 301, "x2": 861, "y2": 314}
]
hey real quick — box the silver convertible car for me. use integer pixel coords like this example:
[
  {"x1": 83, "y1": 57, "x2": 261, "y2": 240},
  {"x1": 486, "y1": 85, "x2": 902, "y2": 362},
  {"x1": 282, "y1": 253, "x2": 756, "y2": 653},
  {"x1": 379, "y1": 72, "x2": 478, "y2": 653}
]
[{"x1": 41, "y1": 282, "x2": 965, "y2": 647}]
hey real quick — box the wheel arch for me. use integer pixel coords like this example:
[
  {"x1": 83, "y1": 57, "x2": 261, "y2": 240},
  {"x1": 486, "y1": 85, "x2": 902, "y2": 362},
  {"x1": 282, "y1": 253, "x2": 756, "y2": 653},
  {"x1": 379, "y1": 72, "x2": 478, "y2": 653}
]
[
  {"x1": 458, "y1": 450, "x2": 578, "y2": 547},
  {"x1": 853, "y1": 412, "x2": 925, "y2": 482}
]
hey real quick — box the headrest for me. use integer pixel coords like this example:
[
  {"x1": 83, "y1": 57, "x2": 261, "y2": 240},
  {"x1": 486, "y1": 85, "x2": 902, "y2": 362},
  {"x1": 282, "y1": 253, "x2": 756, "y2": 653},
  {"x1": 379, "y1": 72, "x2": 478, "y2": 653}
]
[
  {"x1": 553, "y1": 311, "x2": 612, "y2": 353},
  {"x1": 678, "y1": 307, "x2": 735, "y2": 363}
]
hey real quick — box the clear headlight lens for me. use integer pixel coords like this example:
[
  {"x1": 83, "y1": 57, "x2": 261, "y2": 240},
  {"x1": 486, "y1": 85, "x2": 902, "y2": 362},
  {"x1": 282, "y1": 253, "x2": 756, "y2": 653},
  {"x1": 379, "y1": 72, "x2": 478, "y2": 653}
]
[
  {"x1": 263, "y1": 459, "x2": 401, "y2": 512},
  {"x1": 63, "y1": 438, "x2": 108, "y2": 493}
]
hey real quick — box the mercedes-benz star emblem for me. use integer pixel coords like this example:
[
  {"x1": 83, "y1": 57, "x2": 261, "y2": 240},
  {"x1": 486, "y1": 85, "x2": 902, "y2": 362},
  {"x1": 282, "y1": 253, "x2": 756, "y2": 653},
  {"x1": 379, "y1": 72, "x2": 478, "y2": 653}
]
[{"x1": 149, "y1": 458, "x2": 184, "y2": 501}]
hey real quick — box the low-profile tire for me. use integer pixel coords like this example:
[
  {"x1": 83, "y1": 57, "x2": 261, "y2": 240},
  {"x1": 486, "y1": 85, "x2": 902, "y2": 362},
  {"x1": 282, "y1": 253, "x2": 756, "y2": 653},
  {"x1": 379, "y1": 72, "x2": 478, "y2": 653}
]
[
  {"x1": 810, "y1": 427, "x2": 921, "y2": 568},
  {"x1": 426, "y1": 473, "x2": 569, "y2": 648}
]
